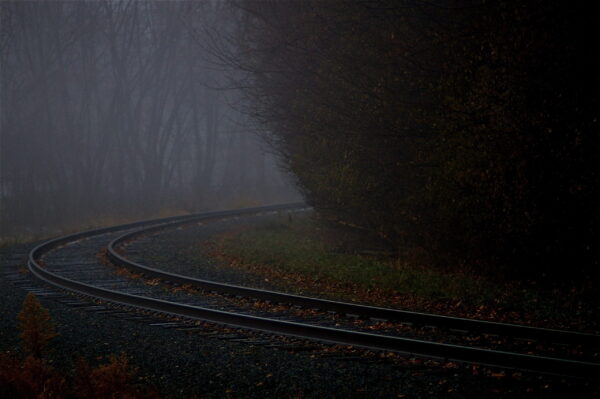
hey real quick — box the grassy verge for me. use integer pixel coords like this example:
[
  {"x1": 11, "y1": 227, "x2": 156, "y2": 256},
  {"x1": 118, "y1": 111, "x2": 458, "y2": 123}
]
[
  {"x1": 211, "y1": 213, "x2": 598, "y2": 331},
  {"x1": 221, "y1": 218, "x2": 498, "y2": 302}
]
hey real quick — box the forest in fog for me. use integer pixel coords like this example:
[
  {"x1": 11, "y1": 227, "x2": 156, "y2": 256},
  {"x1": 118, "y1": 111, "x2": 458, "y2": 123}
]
[
  {"x1": 227, "y1": 1, "x2": 599, "y2": 280},
  {"x1": 1, "y1": 0, "x2": 599, "y2": 281},
  {"x1": 0, "y1": 1, "x2": 298, "y2": 237}
]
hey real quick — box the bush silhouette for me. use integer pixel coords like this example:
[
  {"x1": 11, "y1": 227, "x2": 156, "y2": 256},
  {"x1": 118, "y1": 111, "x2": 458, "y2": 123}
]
[{"x1": 17, "y1": 292, "x2": 58, "y2": 358}]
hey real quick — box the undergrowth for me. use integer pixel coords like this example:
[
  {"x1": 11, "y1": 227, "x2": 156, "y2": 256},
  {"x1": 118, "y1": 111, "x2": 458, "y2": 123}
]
[
  {"x1": 213, "y1": 214, "x2": 599, "y2": 329},
  {"x1": 218, "y1": 215, "x2": 500, "y2": 304},
  {"x1": 0, "y1": 293, "x2": 159, "y2": 399}
]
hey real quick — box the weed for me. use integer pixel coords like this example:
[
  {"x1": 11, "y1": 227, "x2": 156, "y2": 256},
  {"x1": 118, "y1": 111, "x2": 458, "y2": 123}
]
[
  {"x1": 0, "y1": 353, "x2": 67, "y2": 399},
  {"x1": 17, "y1": 293, "x2": 59, "y2": 358},
  {"x1": 74, "y1": 353, "x2": 153, "y2": 399},
  {"x1": 2, "y1": 295, "x2": 159, "y2": 398}
]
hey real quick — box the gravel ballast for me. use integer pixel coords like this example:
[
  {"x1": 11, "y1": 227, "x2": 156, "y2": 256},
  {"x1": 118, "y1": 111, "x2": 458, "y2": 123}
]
[{"x1": 2, "y1": 219, "x2": 599, "y2": 398}]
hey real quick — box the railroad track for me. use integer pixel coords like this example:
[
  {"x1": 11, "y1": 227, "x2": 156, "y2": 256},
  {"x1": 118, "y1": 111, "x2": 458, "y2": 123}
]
[{"x1": 27, "y1": 203, "x2": 600, "y2": 379}]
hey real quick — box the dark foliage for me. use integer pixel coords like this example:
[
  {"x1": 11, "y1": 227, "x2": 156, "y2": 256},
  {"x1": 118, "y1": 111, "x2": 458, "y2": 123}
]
[
  {"x1": 1, "y1": 294, "x2": 158, "y2": 399},
  {"x1": 17, "y1": 292, "x2": 58, "y2": 358},
  {"x1": 232, "y1": 0, "x2": 600, "y2": 280}
]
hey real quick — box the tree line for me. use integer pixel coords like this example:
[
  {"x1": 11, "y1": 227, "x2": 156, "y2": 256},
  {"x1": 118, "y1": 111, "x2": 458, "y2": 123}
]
[
  {"x1": 228, "y1": 0, "x2": 600, "y2": 280},
  {"x1": 0, "y1": 1, "x2": 297, "y2": 236}
]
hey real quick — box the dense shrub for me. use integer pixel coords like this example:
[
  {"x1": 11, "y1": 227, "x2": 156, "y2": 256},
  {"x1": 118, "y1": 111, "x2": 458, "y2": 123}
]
[{"x1": 233, "y1": 0, "x2": 600, "y2": 280}]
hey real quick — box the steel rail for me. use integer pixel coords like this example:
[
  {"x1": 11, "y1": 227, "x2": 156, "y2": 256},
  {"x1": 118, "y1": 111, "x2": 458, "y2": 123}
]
[
  {"x1": 26, "y1": 204, "x2": 600, "y2": 378},
  {"x1": 108, "y1": 216, "x2": 600, "y2": 348}
]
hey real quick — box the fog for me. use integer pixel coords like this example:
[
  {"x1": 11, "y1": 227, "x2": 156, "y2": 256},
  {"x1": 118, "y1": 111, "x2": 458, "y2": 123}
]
[{"x1": 0, "y1": 1, "x2": 300, "y2": 238}]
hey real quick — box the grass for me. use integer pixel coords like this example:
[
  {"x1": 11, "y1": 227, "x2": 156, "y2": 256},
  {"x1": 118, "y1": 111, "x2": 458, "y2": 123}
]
[
  {"x1": 213, "y1": 213, "x2": 598, "y2": 330},
  {"x1": 217, "y1": 214, "x2": 501, "y2": 305}
]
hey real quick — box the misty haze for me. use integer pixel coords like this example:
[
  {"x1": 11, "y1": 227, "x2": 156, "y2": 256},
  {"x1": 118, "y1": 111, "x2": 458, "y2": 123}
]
[
  {"x1": 1, "y1": 1, "x2": 598, "y2": 398},
  {"x1": 1, "y1": 1, "x2": 300, "y2": 239}
]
